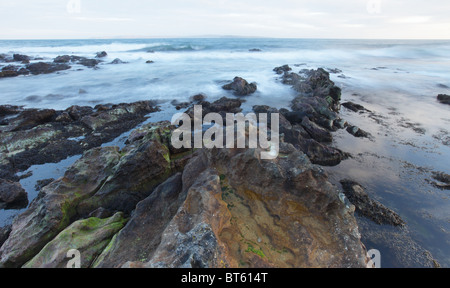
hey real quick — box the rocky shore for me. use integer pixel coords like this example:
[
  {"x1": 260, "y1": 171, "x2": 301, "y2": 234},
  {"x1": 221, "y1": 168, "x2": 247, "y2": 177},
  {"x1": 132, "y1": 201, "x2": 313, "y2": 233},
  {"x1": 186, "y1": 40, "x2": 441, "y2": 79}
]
[{"x1": 0, "y1": 61, "x2": 442, "y2": 268}]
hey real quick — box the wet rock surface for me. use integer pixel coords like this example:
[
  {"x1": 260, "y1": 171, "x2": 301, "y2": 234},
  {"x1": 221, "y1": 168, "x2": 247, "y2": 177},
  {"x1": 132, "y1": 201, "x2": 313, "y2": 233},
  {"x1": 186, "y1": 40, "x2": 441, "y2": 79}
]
[
  {"x1": 0, "y1": 180, "x2": 28, "y2": 210},
  {"x1": 0, "y1": 91, "x2": 371, "y2": 268},
  {"x1": 340, "y1": 180, "x2": 405, "y2": 227},
  {"x1": 0, "y1": 101, "x2": 160, "y2": 181},
  {"x1": 222, "y1": 77, "x2": 258, "y2": 96}
]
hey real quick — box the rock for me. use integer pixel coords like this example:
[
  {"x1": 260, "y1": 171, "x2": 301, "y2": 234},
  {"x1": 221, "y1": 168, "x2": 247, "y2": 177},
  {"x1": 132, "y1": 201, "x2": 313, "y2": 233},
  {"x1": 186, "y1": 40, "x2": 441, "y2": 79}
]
[
  {"x1": 146, "y1": 60, "x2": 154, "y2": 64},
  {"x1": 110, "y1": 58, "x2": 126, "y2": 64},
  {"x1": 26, "y1": 62, "x2": 71, "y2": 75},
  {"x1": 0, "y1": 179, "x2": 28, "y2": 210},
  {"x1": 437, "y1": 94, "x2": 450, "y2": 105},
  {"x1": 327, "y1": 68, "x2": 343, "y2": 74},
  {"x1": 184, "y1": 97, "x2": 244, "y2": 121},
  {"x1": 88, "y1": 207, "x2": 115, "y2": 219},
  {"x1": 0, "y1": 101, "x2": 160, "y2": 183},
  {"x1": 0, "y1": 147, "x2": 122, "y2": 268},
  {"x1": 190, "y1": 94, "x2": 207, "y2": 103},
  {"x1": 301, "y1": 116, "x2": 333, "y2": 143},
  {"x1": 346, "y1": 126, "x2": 372, "y2": 139},
  {"x1": 78, "y1": 58, "x2": 99, "y2": 68},
  {"x1": 65, "y1": 105, "x2": 94, "y2": 121},
  {"x1": 222, "y1": 77, "x2": 257, "y2": 96},
  {"x1": 34, "y1": 178, "x2": 55, "y2": 191},
  {"x1": 249, "y1": 48, "x2": 262, "y2": 52},
  {"x1": 96, "y1": 51, "x2": 108, "y2": 58},
  {"x1": 8, "y1": 109, "x2": 56, "y2": 131},
  {"x1": 13, "y1": 54, "x2": 30, "y2": 63},
  {"x1": 92, "y1": 173, "x2": 184, "y2": 268},
  {"x1": 273, "y1": 65, "x2": 292, "y2": 75},
  {"x1": 430, "y1": 171, "x2": 450, "y2": 190},
  {"x1": 23, "y1": 212, "x2": 127, "y2": 268},
  {"x1": 0, "y1": 105, "x2": 22, "y2": 117},
  {"x1": 340, "y1": 180, "x2": 405, "y2": 226},
  {"x1": 54, "y1": 55, "x2": 71, "y2": 63},
  {"x1": 342, "y1": 102, "x2": 370, "y2": 113},
  {"x1": 75, "y1": 132, "x2": 174, "y2": 216},
  {"x1": 0, "y1": 225, "x2": 11, "y2": 248},
  {"x1": 119, "y1": 144, "x2": 369, "y2": 268},
  {"x1": 0, "y1": 65, "x2": 29, "y2": 78}
]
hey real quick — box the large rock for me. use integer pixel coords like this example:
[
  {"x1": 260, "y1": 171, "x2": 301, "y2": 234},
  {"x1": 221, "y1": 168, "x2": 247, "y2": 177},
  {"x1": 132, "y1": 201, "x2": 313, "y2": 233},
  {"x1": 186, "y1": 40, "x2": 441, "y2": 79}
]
[
  {"x1": 0, "y1": 179, "x2": 28, "y2": 210},
  {"x1": 0, "y1": 147, "x2": 122, "y2": 268},
  {"x1": 104, "y1": 142, "x2": 368, "y2": 268},
  {"x1": 0, "y1": 117, "x2": 195, "y2": 268},
  {"x1": 23, "y1": 213, "x2": 127, "y2": 268},
  {"x1": 0, "y1": 101, "x2": 159, "y2": 181},
  {"x1": 222, "y1": 77, "x2": 257, "y2": 96},
  {"x1": 92, "y1": 173, "x2": 185, "y2": 268}
]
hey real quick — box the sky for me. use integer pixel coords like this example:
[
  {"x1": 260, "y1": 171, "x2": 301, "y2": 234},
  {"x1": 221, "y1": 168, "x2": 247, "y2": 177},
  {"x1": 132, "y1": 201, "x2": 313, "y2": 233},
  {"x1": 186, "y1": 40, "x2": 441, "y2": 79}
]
[{"x1": 0, "y1": 0, "x2": 449, "y2": 39}]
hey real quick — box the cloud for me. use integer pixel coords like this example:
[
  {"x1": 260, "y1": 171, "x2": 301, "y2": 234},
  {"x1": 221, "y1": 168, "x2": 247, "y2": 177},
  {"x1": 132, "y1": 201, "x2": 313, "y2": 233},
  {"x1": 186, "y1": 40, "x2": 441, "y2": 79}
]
[
  {"x1": 72, "y1": 17, "x2": 135, "y2": 22},
  {"x1": 0, "y1": 0, "x2": 449, "y2": 39}
]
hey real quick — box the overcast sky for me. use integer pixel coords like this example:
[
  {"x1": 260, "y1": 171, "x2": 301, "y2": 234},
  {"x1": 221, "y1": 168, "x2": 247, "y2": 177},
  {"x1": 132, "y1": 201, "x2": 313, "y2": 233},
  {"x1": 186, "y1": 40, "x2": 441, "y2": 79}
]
[{"x1": 1, "y1": 0, "x2": 449, "y2": 39}]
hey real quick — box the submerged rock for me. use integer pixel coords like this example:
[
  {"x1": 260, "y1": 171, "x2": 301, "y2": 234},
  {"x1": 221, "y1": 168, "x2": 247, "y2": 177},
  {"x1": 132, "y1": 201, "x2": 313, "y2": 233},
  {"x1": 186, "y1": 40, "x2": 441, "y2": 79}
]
[
  {"x1": 340, "y1": 180, "x2": 405, "y2": 227},
  {"x1": 346, "y1": 125, "x2": 372, "y2": 139},
  {"x1": 430, "y1": 171, "x2": 450, "y2": 190},
  {"x1": 342, "y1": 102, "x2": 370, "y2": 113},
  {"x1": 222, "y1": 77, "x2": 257, "y2": 96}
]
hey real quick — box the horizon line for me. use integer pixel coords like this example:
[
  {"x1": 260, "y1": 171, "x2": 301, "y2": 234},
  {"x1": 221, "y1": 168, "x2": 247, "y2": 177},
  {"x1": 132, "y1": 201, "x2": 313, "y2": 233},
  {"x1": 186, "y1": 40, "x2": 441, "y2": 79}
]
[{"x1": 1, "y1": 35, "x2": 450, "y2": 41}]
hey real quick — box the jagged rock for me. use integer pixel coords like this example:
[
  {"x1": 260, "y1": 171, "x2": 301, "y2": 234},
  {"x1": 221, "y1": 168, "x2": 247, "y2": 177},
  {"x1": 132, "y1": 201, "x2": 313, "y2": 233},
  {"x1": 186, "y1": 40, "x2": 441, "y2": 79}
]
[
  {"x1": 0, "y1": 101, "x2": 159, "y2": 182},
  {"x1": 0, "y1": 179, "x2": 28, "y2": 210},
  {"x1": 0, "y1": 147, "x2": 122, "y2": 268},
  {"x1": 92, "y1": 173, "x2": 184, "y2": 268},
  {"x1": 23, "y1": 212, "x2": 127, "y2": 268},
  {"x1": 222, "y1": 77, "x2": 257, "y2": 96},
  {"x1": 102, "y1": 142, "x2": 369, "y2": 268},
  {"x1": 340, "y1": 180, "x2": 405, "y2": 226},
  {"x1": 301, "y1": 116, "x2": 333, "y2": 143}
]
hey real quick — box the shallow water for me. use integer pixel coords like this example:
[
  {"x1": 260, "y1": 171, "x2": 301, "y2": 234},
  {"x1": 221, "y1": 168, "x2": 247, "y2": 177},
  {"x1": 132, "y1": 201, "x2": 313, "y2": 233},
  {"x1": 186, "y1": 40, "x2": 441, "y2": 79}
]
[{"x1": 1, "y1": 38, "x2": 449, "y2": 267}]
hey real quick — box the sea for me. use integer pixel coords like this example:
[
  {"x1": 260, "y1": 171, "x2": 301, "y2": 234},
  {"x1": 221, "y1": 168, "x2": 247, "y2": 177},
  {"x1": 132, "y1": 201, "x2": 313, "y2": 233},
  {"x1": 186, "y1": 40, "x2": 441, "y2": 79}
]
[{"x1": 0, "y1": 38, "x2": 449, "y2": 267}]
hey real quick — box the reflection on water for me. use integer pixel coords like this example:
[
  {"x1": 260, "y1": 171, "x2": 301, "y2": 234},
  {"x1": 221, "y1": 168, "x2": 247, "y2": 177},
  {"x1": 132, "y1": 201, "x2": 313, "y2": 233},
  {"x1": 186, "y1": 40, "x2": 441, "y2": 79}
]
[{"x1": 325, "y1": 76, "x2": 450, "y2": 267}]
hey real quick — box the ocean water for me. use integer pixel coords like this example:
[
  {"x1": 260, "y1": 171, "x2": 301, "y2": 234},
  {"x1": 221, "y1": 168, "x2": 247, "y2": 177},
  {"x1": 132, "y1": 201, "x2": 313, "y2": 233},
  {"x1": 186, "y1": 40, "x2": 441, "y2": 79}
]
[{"x1": 0, "y1": 38, "x2": 449, "y2": 267}]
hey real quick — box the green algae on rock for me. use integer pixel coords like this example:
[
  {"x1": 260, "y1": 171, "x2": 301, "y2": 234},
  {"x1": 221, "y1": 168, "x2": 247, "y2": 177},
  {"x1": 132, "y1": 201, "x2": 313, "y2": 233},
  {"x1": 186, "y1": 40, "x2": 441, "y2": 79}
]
[{"x1": 23, "y1": 212, "x2": 127, "y2": 268}]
